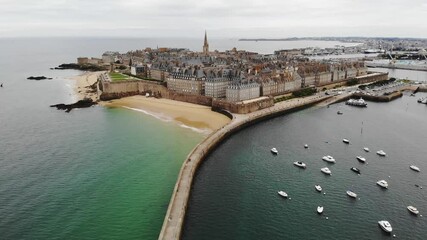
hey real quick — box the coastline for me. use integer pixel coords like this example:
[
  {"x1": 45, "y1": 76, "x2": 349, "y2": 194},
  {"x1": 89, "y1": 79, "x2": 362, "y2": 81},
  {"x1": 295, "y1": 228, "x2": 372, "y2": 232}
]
[
  {"x1": 101, "y1": 96, "x2": 231, "y2": 133},
  {"x1": 71, "y1": 71, "x2": 104, "y2": 101}
]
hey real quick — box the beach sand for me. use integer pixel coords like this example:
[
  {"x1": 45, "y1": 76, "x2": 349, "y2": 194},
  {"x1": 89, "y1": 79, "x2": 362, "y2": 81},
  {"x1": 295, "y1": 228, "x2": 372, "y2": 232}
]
[
  {"x1": 72, "y1": 71, "x2": 104, "y2": 101},
  {"x1": 102, "y1": 96, "x2": 231, "y2": 132}
]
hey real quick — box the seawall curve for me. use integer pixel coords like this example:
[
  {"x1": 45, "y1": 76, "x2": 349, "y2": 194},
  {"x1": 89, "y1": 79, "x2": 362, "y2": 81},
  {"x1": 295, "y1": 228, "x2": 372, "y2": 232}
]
[{"x1": 158, "y1": 95, "x2": 332, "y2": 240}]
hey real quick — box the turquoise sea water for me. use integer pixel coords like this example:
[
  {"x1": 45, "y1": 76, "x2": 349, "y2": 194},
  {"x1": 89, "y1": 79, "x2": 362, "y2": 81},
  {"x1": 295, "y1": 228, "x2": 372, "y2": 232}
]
[
  {"x1": 0, "y1": 38, "x2": 203, "y2": 239},
  {"x1": 183, "y1": 93, "x2": 427, "y2": 240}
]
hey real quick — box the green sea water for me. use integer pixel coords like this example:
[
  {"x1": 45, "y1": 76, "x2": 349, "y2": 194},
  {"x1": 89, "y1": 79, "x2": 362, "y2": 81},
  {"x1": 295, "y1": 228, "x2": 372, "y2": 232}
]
[{"x1": 0, "y1": 38, "x2": 204, "y2": 239}]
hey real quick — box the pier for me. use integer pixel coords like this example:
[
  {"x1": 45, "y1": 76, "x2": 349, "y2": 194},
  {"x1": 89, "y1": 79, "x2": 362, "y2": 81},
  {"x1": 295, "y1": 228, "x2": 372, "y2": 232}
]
[{"x1": 158, "y1": 94, "x2": 331, "y2": 240}]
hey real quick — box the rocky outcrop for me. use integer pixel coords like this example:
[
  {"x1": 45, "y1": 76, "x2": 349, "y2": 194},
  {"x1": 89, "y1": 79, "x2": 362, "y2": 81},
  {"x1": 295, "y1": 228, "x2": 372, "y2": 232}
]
[
  {"x1": 50, "y1": 98, "x2": 97, "y2": 112},
  {"x1": 27, "y1": 76, "x2": 52, "y2": 80},
  {"x1": 53, "y1": 63, "x2": 107, "y2": 71}
]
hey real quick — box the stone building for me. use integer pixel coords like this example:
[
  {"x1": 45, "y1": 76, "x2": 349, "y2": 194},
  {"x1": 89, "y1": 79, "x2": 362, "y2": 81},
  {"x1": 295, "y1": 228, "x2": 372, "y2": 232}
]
[
  {"x1": 205, "y1": 77, "x2": 231, "y2": 98},
  {"x1": 167, "y1": 69, "x2": 206, "y2": 95},
  {"x1": 226, "y1": 82, "x2": 260, "y2": 102}
]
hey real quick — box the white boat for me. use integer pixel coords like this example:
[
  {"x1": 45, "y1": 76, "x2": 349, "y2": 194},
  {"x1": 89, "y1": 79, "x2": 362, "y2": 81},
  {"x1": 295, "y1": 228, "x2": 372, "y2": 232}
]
[
  {"x1": 304, "y1": 144, "x2": 309, "y2": 149},
  {"x1": 293, "y1": 161, "x2": 307, "y2": 169},
  {"x1": 410, "y1": 165, "x2": 420, "y2": 172},
  {"x1": 343, "y1": 138, "x2": 350, "y2": 144},
  {"x1": 407, "y1": 206, "x2": 419, "y2": 215},
  {"x1": 315, "y1": 185, "x2": 322, "y2": 192},
  {"x1": 376, "y1": 150, "x2": 386, "y2": 156},
  {"x1": 378, "y1": 220, "x2": 393, "y2": 233},
  {"x1": 278, "y1": 191, "x2": 288, "y2": 198},
  {"x1": 346, "y1": 98, "x2": 368, "y2": 107},
  {"x1": 321, "y1": 167, "x2": 332, "y2": 175},
  {"x1": 271, "y1": 148, "x2": 278, "y2": 154},
  {"x1": 356, "y1": 156, "x2": 366, "y2": 163},
  {"x1": 346, "y1": 190, "x2": 358, "y2": 198},
  {"x1": 377, "y1": 180, "x2": 388, "y2": 189},
  {"x1": 350, "y1": 167, "x2": 361, "y2": 174},
  {"x1": 322, "y1": 155, "x2": 336, "y2": 163},
  {"x1": 363, "y1": 147, "x2": 370, "y2": 152},
  {"x1": 317, "y1": 206, "x2": 324, "y2": 214}
]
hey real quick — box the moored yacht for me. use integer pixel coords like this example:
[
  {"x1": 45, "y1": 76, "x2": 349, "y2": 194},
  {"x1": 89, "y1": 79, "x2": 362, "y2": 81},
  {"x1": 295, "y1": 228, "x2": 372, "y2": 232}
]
[
  {"x1": 343, "y1": 138, "x2": 350, "y2": 144},
  {"x1": 363, "y1": 147, "x2": 370, "y2": 152},
  {"x1": 322, "y1": 155, "x2": 336, "y2": 163},
  {"x1": 293, "y1": 161, "x2": 307, "y2": 169},
  {"x1": 350, "y1": 167, "x2": 361, "y2": 174},
  {"x1": 356, "y1": 156, "x2": 366, "y2": 163},
  {"x1": 410, "y1": 165, "x2": 420, "y2": 172},
  {"x1": 271, "y1": 148, "x2": 278, "y2": 154},
  {"x1": 376, "y1": 150, "x2": 386, "y2": 156},
  {"x1": 337, "y1": 111, "x2": 343, "y2": 115},
  {"x1": 346, "y1": 98, "x2": 368, "y2": 107},
  {"x1": 378, "y1": 220, "x2": 393, "y2": 233},
  {"x1": 377, "y1": 180, "x2": 388, "y2": 189},
  {"x1": 315, "y1": 185, "x2": 322, "y2": 192},
  {"x1": 317, "y1": 206, "x2": 324, "y2": 214},
  {"x1": 346, "y1": 190, "x2": 358, "y2": 198},
  {"x1": 278, "y1": 191, "x2": 288, "y2": 198},
  {"x1": 407, "y1": 206, "x2": 419, "y2": 215},
  {"x1": 321, "y1": 167, "x2": 332, "y2": 175},
  {"x1": 304, "y1": 144, "x2": 309, "y2": 149}
]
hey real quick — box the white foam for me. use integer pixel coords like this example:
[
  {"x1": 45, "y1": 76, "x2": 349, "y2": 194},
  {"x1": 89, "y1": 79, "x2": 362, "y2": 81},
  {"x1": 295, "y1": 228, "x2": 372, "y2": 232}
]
[{"x1": 123, "y1": 106, "x2": 211, "y2": 134}]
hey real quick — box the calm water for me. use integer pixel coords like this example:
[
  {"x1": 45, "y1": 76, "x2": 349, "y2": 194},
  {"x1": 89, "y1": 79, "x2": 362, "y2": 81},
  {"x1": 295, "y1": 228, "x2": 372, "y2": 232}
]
[{"x1": 183, "y1": 93, "x2": 427, "y2": 240}]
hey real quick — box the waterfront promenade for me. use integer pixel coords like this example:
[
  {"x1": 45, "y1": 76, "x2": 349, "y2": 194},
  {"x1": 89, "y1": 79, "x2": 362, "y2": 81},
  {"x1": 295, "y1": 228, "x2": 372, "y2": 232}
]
[{"x1": 158, "y1": 94, "x2": 331, "y2": 240}]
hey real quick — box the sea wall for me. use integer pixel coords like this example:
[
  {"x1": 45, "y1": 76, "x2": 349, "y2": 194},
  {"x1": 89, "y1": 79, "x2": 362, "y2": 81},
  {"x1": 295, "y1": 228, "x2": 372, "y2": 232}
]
[
  {"x1": 212, "y1": 97, "x2": 274, "y2": 114},
  {"x1": 158, "y1": 95, "x2": 331, "y2": 240},
  {"x1": 99, "y1": 80, "x2": 272, "y2": 113}
]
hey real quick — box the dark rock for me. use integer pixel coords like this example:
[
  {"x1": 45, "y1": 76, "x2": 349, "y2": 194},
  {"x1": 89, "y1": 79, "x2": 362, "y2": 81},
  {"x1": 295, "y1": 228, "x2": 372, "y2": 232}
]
[
  {"x1": 27, "y1": 76, "x2": 52, "y2": 80},
  {"x1": 54, "y1": 63, "x2": 107, "y2": 71},
  {"x1": 50, "y1": 98, "x2": 97, "y2": 113}
]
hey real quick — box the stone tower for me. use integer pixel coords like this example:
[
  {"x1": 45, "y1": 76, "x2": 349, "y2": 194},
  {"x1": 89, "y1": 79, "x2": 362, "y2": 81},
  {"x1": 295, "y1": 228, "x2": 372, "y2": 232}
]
[{"x1": 203, "y1": 31, "x2": 209, "y2": 54}]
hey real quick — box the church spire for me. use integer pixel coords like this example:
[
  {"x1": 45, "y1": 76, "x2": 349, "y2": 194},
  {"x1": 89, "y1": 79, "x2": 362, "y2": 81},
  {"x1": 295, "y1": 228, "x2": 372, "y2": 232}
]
[{"x1": 203, "y1": 31, "x2": 209, "y2": 54}]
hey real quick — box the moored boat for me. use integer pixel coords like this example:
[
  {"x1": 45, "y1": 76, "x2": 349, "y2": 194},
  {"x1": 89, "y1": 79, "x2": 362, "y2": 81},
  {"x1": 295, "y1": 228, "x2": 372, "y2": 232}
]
[
  {"x1": 337, "y1": 111, "x2": 343, "y2": 115},
  {"x1": 271, "y1": 148, "x2": 278, "y2": 154},
  {"x1": 304, "y1": 144, "x2": 309, "y2": 149},
  {"x1": 346, "y1": 190, "x2": 358, "y2": 198},
  {"x1": 410, "y1": 165, "x2": 420, "y2": 172},
  {"x1": 293, "y1": 161, "x2": 307, "y2": 169},
  {"x1": 377, "y1": 180, "x2": 388, "y2": 189},
  {"x1": 378, "y1": 220, "x2": 393, "y2": 233},
  {"x1": 356, "y1": 156, "x2": 366, "y2": 163},
  {"x1": 376, "y1": 150, "x2": 386, "y2": 156},
  {"x1": 321, "y1": 167, "x2": 332, "y2": 175},
  {"x1": 278, "y1": 191, "x2": 288, "y2": 198},
  {"x1": 322, "y1": 155, "x2": 336, "y2": 163},
  {"x1": 350, "y1": 167, "x2": 361, "y2": 174},
  {"x1": 346, "y1": 98, "x2": 368, "y2": 107},
  {"x1": 363, "y1": 147, "x2": 370, "y2": 152},
  {"x1": 315, "y1": 185, "x2": 322, "y2": 192},
  {"x1": 407, "y1": 206, "x2": 419, "y2": 215},
  {"x1": 343, "y1": 138, "x2": 350, "y2": 144},
  {"x1": 317, "y1": 206, "x2": 324, "y2": 214}
]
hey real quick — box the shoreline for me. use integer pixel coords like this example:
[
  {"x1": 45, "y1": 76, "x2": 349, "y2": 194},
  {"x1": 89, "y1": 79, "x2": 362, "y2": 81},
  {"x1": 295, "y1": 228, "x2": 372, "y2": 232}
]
[
  {"x1": 101, "y1": 96, "x2": 231, "y2": 133},
  {"x1": 158, "y1": 94, "x2": 332, "y2": 240},
  {"x1": 71, "y1": 71, "x2": 104, "y2": 101}
]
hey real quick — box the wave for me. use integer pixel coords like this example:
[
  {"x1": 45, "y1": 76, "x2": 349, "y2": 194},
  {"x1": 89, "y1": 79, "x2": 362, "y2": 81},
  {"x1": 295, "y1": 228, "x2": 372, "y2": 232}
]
[{"x1": 122, "y1": 106, "x2": 211, "y2": 134}]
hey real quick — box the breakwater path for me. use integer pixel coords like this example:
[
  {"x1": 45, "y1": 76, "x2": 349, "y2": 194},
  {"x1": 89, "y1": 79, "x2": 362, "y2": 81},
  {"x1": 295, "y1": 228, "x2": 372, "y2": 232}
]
[{"x1": 158, "y1": 94, "x2": 331, "y2": 240}]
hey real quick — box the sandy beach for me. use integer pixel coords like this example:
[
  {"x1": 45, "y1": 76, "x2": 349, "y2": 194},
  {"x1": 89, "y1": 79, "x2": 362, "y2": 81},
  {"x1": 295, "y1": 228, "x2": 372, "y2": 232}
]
[
  {"x1": 102, "y1": 96, "x2": 231, "y2": 132},
  {"x1": 72, "y1": 71, "x2": 104, "y2": 101}
]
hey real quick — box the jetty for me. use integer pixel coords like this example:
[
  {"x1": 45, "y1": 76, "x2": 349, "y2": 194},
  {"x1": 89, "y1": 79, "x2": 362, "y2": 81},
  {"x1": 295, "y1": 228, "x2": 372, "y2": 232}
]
[{"x1": 158, "y1": 94, "x2": 331, "y2": 240}]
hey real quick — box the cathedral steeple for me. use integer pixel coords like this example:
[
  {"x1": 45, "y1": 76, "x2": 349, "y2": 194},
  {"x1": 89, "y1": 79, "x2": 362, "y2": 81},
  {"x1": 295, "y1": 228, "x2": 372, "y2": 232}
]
[{"x1": 203, "y1": 31, "x2": 209, "y2": 54}]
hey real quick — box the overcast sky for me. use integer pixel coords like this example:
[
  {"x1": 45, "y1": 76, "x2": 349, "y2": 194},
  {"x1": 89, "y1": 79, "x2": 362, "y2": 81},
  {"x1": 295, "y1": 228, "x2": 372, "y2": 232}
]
[{"x1": 1, "y1": 0, "x2": 426, "y2": 38}]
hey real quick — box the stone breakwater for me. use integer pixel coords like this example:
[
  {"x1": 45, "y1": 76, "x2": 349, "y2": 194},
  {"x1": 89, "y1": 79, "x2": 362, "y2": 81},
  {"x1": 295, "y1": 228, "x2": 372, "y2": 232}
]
[{"x1": 158, "y1": 95, "x2": 331, "y2": 240}]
